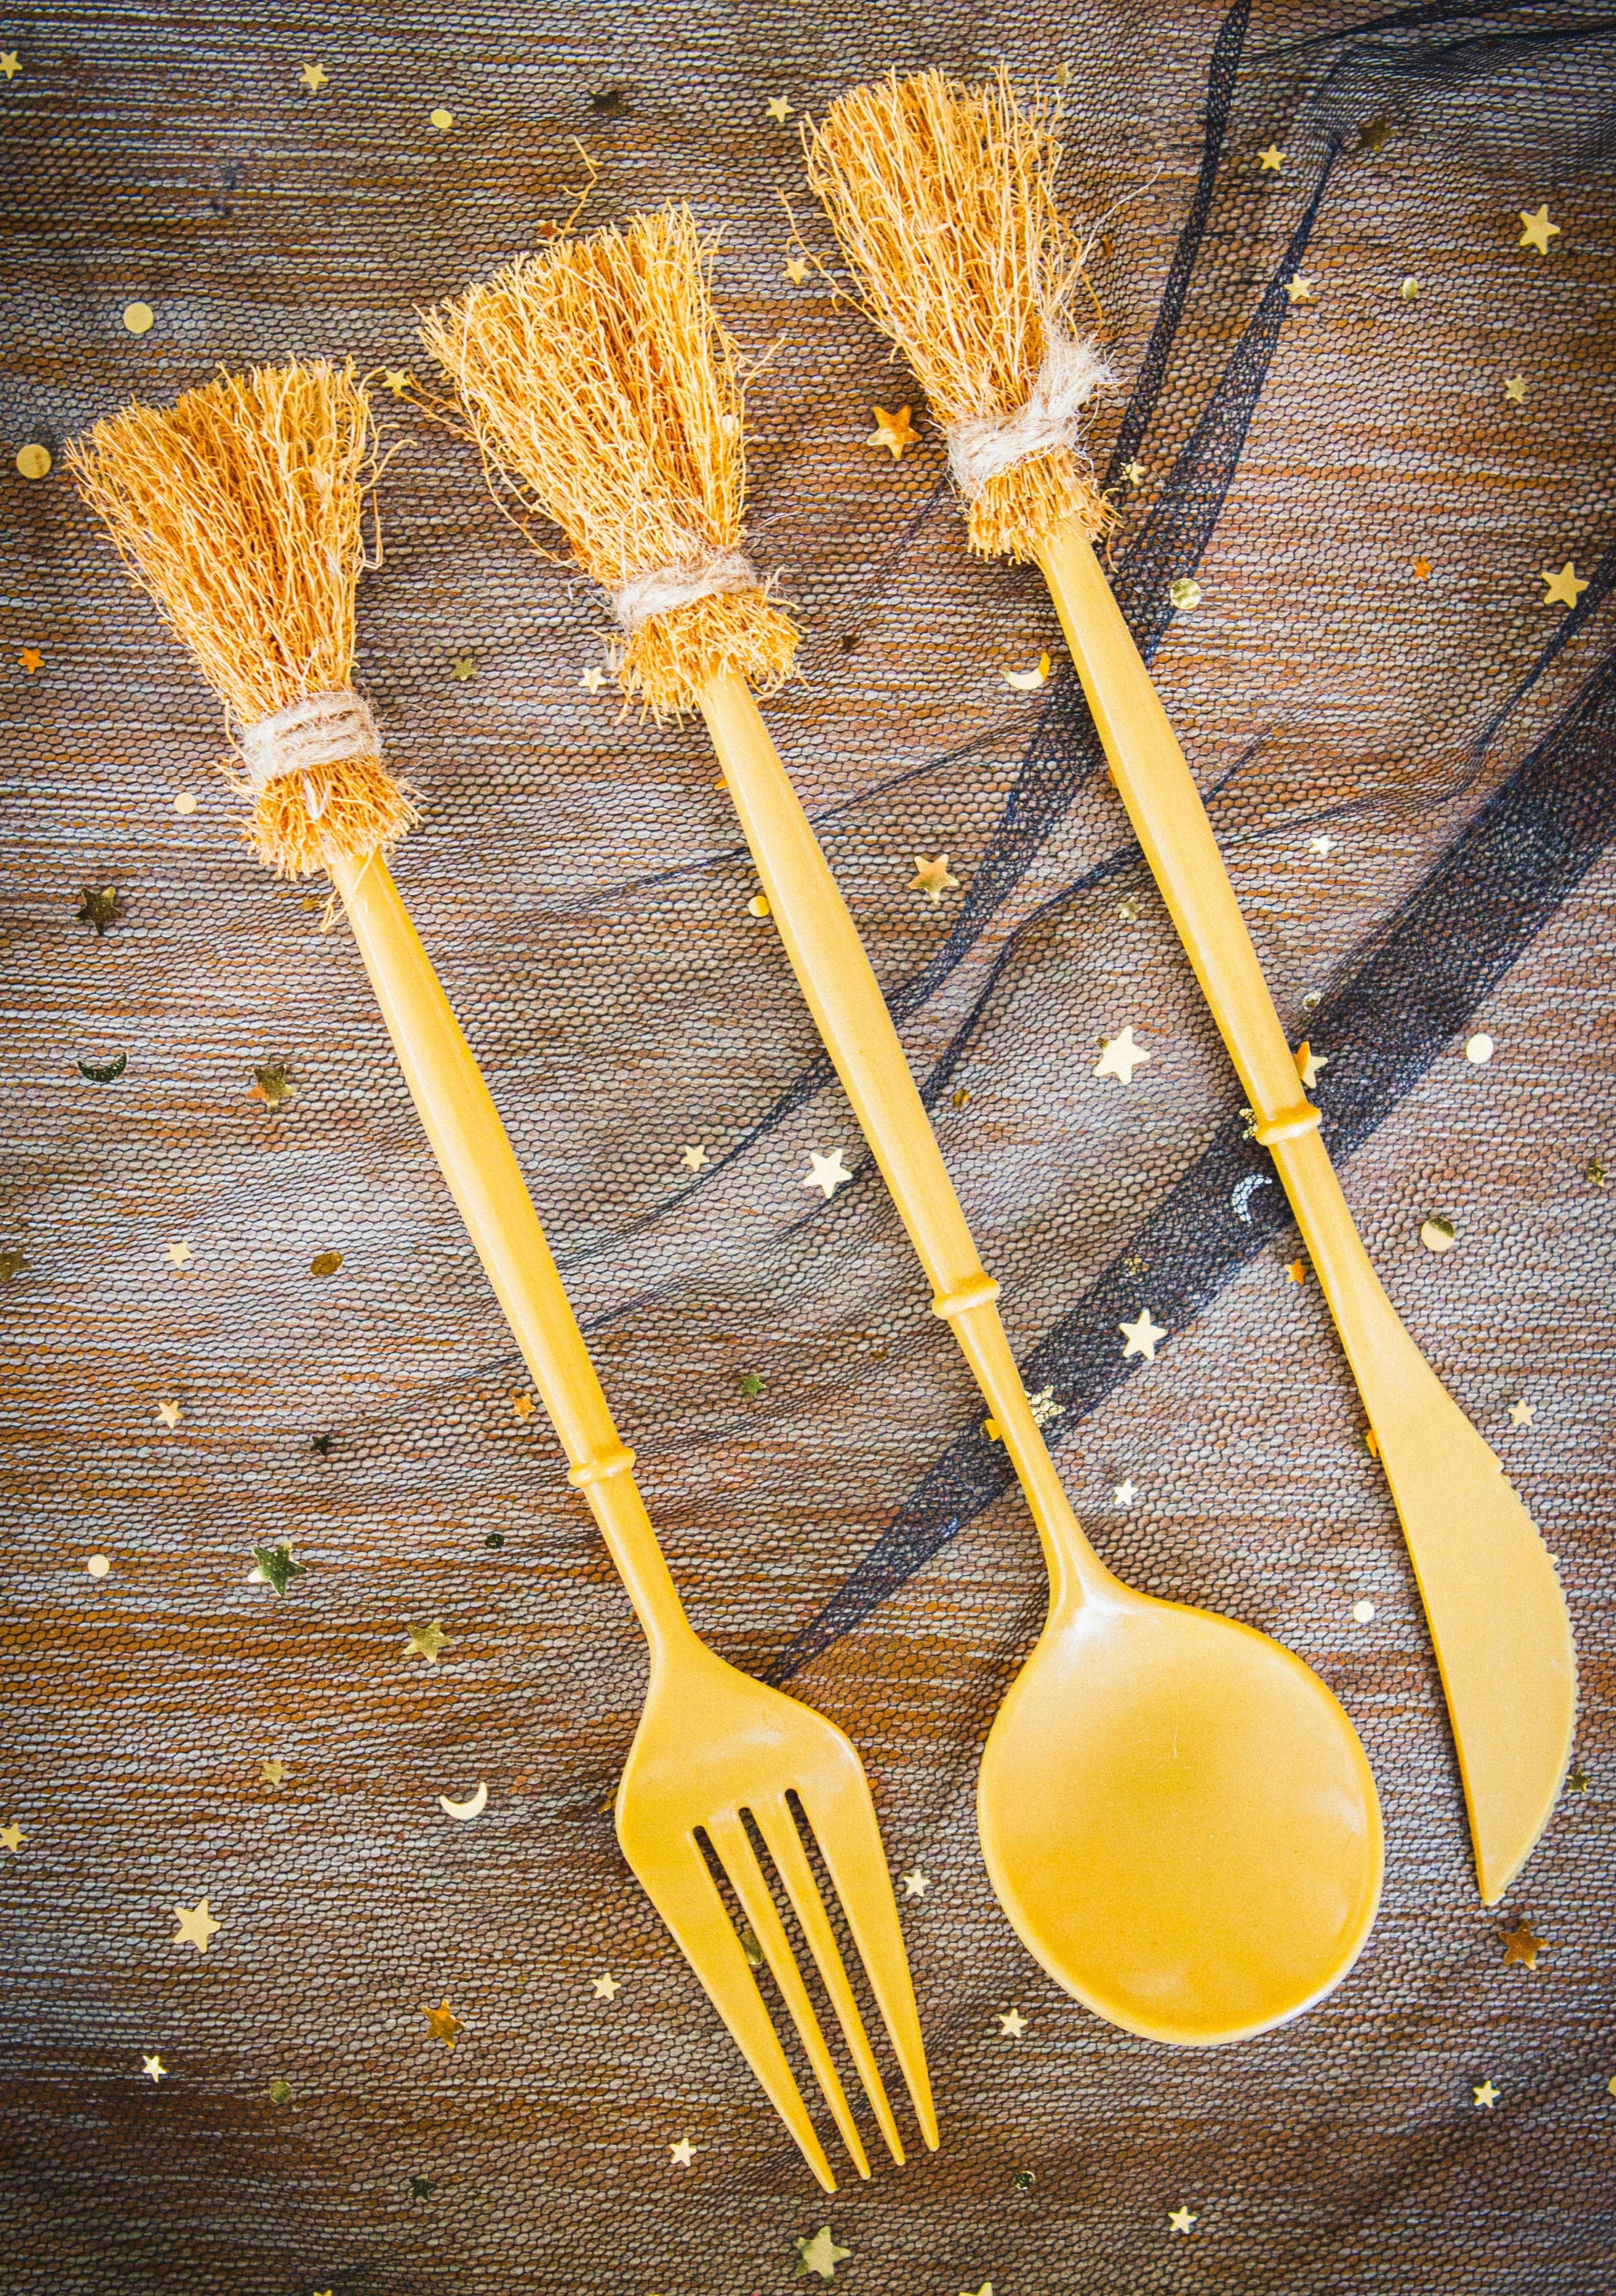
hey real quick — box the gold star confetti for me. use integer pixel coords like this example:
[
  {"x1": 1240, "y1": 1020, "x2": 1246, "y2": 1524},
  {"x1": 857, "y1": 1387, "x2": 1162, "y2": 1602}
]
[
  {"x1": 156, "y1": 1399, "x2": 182, "y2": 1429},
  {"x1": 428, "y1": 107, "x2": 453, "y2": 131},
  {"x1": 18, "y1": 646, "x2": 42, "y2": 673},
  {"x1": 1113, "y1": 1479, "x2": 1136, "y2": 1508},
  {"x1": 1309, "y1": 834, "x2": 1335, "y2": 855},
  {"x1": 1294, "y1": 1041, "x2": 1328, "y2": 1089},
  {"x1": 1120, "y1": 459, "x2": 1146, "y2": 486},
  {"x1": 1360, "y1": 115, "x2": 1392, "y2": 151},
  {"x1": 580, "y1": 664, "x2": 608, "y2": 692},
  {"x1": 951, "y1": 1085, "x2": 971, "y2": 1107},
  {"x1": 1117, "y1": 895, "x2": 1140, "y2": 921},
  {"x1": 1003, "y1": 651, "x2": 1052, "y2": 690},
  {"x1": 0, "y1": 52, "x2": 19, "y2": 78},
  {"x1": 802, "y1": 1148, "x2": 853, "y2": 1199},
  {"x1": 739, "y1": 1369, "x2": 764, "y2": 1399},
  {"x1": 1466, "y1": 1033, "x2": 1495, "y2": 1064},
  {"x1": 766, "y1": 95, "x2": 794, "y2": 123},
  {"x1": 78, "y1": 883, "x2": 121, "y2": 934},
  {"x1": 422, "y1": 1998, "x2": 464, "y2": 2047},
  {"x1": 87, "y1": 1554, "x2": 111, "y2": 1577},
  {"x1": 507, "y1": 1389, "x2": 535, "y2": 1422},
  {"x1": 405, "y1": 1620, "x2": 450, "y2": 1665},
  {"x1": 1473, "y1": 2079, "x2": 1499, "y2": 2108},
  {"x1": 1420, "y1": 1215, "x2": 1457, "y2": 1253},
  {"x1": 261, "y1": 1759, "x2": 286, "y2": 1787},
  {"x1": 1, "y1": 1823, "x2": 23, "y2": 1851},
  {"x1": 1257, "y1": 144, "x2": 1284, "y2": 170},
  {"x1": 910, "y1": 853, "x2": 961, "y2": 903},
  {"x1": 866, "y1": 404, "x2": 921, "y2": 459},
  {"x1": 142, "y1": 2053, "x2": 166, "y2": 2081},
  {"x1": 1517, "y1": 205, "x2": 1559, "y2": 255},
  {"x1": 1094, "y1": 1027, "x2": 1150, "y2": 1084},
  {"x1": 1508, "y1": 1399, "x2": 1535, "y2": 1429},
  {"x1": 449, "y1": 654, "x2": 475, "y2": 680},
  {"x1": 165, "y1": 1239, "x2": 193, "y2": 1270},
  {"x1": 1539, "y1": 562, "x2": 1588, "y2": 608},
  {"x1": 1413, "y1": 554, "x2": 1432, "y2": 579},
  {"x1": 1027, "y1": 1387, "x2": 1063, "y2": 1429},
  {"x1": 375, "y1": 372, "x2": 414, "y2": 404},
  {"x1": 592, "y1": 1971, "x2": 622, "y2": 1999},
  {"x1": 1504, "y1": 376, "x2": 1527, "y2": 404},
  {"x1": 900, "y1": 1868, "x2": 930, "y2": 1898},
  {"x1": 1400, "y1": 276, "x2": 1420, "y2": 300},
  {"x1": 1287, "y1": 1259, "x2": 1307, "y2": 1284},
  {"x1": 248, "y1": 1062, "x2": 296, "y2": 1111},
  {"x1": 123, "y1": 302, "x2": 155, "y2": 335},
  {"x1": 1567, "y1": 1764, "x2": 1589, "y2": 1794},
  {"x1": 1169, "y1": 577, "x2": 1202, "y2": 610},
  {"x1": 1502, "y1": 1919, "x2": 1546, "y2": 1970},
  {"x1": 1588, "y1": 1154, "x2": 1608, "y2": 1187},
  {"x1": 784, "y1": 256, "x2": 810, "y2": 284},
  {"x1": 1285, "y1": 273, "x2": 1316, "y2": 304},
  {"x1": 794, "y1": 2226, "x2": 852, "y2": 2281},
  {"x1": 961, "y1": 2284, "x2": 993, "y2": 2296},
  {"x1": 16, "y1": 443, "x2": 50, "y2": 480},
  {"x1": 996, "y1": 2006, "x2": 1027, "y2": 2037},
  {"x1": 1168, "y1": 2207, "x2": 1198, "y2": 2234},
  {"x1": 679, "y1": 1143, "x2": 709, "y2": 1171},
  {"x1": 1352, "y1": 1598, "x2": 1376, "y2": 1625},
  {"x1": 249, "y1": 1543, "x2": 304, "y2": 1595},
  {"x1": 173, "y1": 1899, "x2": 221, "y2": 1953},
  {"x1": 299, "y1": 62, "x2": 328, "y2": 91},
  {"x1": 1120, "y1": 1309, "x2": 1167, "y2": 1361},
  {"x1": 668, "y1": 2137, "x2": 697, "y2": 2167}
]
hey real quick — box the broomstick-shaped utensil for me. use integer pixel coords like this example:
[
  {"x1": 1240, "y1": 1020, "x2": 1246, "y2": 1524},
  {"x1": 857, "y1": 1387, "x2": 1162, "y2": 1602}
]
[
  {"x1": 804, "y1": 68, "x2": 1576, "y2": 1905},
  {"x1": 69, "y1": 361, "x2": 935, "y2": 2190},
  {"x1": 425, "y1": 212, "x2": 1382, "y2": 2046}
]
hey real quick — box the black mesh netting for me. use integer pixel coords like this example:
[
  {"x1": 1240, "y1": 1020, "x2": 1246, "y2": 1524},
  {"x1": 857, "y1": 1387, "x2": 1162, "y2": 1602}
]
[{"x1": 2, "y1": 2, "x2": 1613, "y2": 2290}]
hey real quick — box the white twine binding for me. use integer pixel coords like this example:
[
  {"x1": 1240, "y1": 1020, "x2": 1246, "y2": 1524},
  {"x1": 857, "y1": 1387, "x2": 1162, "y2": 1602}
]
[
  {"x1": 610, "y1": 549, "x2": 760, "y2": 637},
  {"x1": 945, "y1": 326, "x2": 1116, "y2": 502},
  {"x1": 236, "y1": 689, "x2": 381, "y2": 821}
]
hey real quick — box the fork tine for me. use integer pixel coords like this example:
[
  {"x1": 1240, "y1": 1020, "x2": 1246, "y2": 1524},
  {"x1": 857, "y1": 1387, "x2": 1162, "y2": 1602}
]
[
  {"x1": 798, "y1": 1773, "x2": 939, "y2": 2151},
  {"x1": 629, "y1": 1832, "x2": 838, "y2": 2193},
  {"x1": 751, "y1": 1795, "x2": 905, "y2": 2165},
  {"x1": 705, "y1": 1810, "x2": 872, "y2": 2182}
]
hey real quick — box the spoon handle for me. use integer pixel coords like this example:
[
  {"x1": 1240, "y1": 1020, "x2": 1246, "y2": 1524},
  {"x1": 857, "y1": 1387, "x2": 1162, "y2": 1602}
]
[
  {"x1": 326, "y1": 847, "x2": 691, "y2": 1657},
  {"x1": 699, "y1": 672, "x2": 1109, "y2": 1612},
  {"x1": 1034, "y1": 516, "x2": 1575, "y2": 1899}
]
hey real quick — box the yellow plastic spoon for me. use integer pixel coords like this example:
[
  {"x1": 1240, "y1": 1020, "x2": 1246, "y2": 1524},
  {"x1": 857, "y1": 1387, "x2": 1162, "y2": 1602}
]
[{"x1": 701, "y1": 670, "x2": 1384, "y2": 2044}]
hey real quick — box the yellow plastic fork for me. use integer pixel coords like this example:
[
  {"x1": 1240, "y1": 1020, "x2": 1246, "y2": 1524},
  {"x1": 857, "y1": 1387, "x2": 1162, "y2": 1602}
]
[{"x1": 326, "y1": 847, "x2": 936, "y2": 2189}]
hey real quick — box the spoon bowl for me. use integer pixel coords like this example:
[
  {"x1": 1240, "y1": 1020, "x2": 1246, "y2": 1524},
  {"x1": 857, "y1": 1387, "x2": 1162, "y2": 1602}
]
[{"x1": 979, "y1": 1584, "x2": 1383, "y2": 2045}]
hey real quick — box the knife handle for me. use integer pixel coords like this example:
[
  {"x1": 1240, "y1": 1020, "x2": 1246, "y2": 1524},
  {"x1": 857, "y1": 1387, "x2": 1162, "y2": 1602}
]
[{"x1": 326, "y1": 847, "x2": 690, "y2": 1654}]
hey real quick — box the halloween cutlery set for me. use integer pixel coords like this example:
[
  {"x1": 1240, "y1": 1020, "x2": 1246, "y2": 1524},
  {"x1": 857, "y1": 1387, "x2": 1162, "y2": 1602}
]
[{"x1": 68, "y1": 70, "x2": 1575, "y2": 2192}]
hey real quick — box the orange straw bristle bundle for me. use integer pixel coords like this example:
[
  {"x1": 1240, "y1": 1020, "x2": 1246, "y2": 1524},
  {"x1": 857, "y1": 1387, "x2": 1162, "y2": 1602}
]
[
  {"x1": 68, "y1": 360, "x2": 416, "y2": 876},
  {"x1": 804, "y1": 68, "x2": 1112, "y2": 562},
  {"x1": 419, "y1": 205, "x2": 798, "y2": 719}
]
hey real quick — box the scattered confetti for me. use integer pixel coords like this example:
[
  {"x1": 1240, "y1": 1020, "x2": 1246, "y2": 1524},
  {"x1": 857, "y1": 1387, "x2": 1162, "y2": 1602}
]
[
  {"x1": 668, "y1": 2137, "x2": 697, "y2": 2167},
  {"x1": 428, "y1": 107, "x2": 453, "y2": 132},
  {"x1": 910, "y1": 853, "x2": 961, "y2": 903},
  {"x1": 747, "y1": 892, "x2": 771, "y2": 917},
  {"x1": 592, "y1": 1971, "x2": 622, "y2": 1999},
  {"x1": 510, "y1": 1391, "x2": 535, "y2": 1418},
  {"x1": 1504, "y1": 376, "x2": 1527, "y2": 404},
  {"x1": 381, "y1": 369, "x2": 415, "y2": 398},
  {"x1": 1473, "y1": 2079, "x2": 1499, "y2": 2108},
  {"x1": 1012, "y1": 2169, "x2": 1035, "y2": 2190},
  {"x1": 1412, "y1": 555, "x2": 1431, "y2": 580},
  {"x1": 16, "y1": 443, "x2": 51, "y2": 480},
  {"x1": 1587, "y1": 1155, "x2": 1607, "y2": 1187},
  {"x1": 996, "y1": 2007, "x2": 1027, "y2": 2037},
  {"x1": 794, "y1": 2226, "x2": 851, "y2": 2281},
  {"x1": 0, "y1": 1246, "x2": 24, "y2": 1278},
  {"x1": 310, "y1": 1250, "x2": 342, "y2": 1276},
  {"x1": 739, "y1": 1370, "x2": 764, "y2": 1399},
  {"x1": 1539, "y1": 562, "x2": 1588, "y2": 608},
  {"x1": 1168, "y1": 577, "x2": 1202, "y2": 610},
  {"x1": 679, "y1": 1143, "x2": 709, "y2": 1171},
  {"x1": 173, "y1": 790, "x2": 197, "y2": 814},
  {"x1": 1285, "y1": 273, "x2": 1316, "y2": 304},
  {"x1": 18, "y1": 645, "x2": 42, "y2": 672},
  {"x1": 142, "y1": 2054, "x2": 166, "y2": 2082},
  {"x1": 447, "y1": 654, "x2": 476, "y2": 681},
  {"x1": 1400, "y1": 276, "x2": 1420, "y2": 300},
  {"x1": 1113, "y1": 1479, "x2": 1136, "y2": 1508},
  {"x1": 404, "y1": 1620, "x2": 451, "y2": 1665},
  {"x1": 1352, "y1": 1599, "x2": 1375, "y2": 1625},
  {"x1": 1420, "y1": 1215, "x2": 1457, "y2": 1253},
  {"x1": 1502, "y1": 1920, "x2": 1546, "y2": 1970},
  {"x1": 951, "y1": 1086, "x2": 971, "y2": 1107},
  {"x1": 1168, "y1": 2207, "x2": 1198, "y2": 2234},
  {"x1": 123, "y1": 302, "x2": 155, "y2": 335},
  {"x1": 802, "y1": 1148, "x2": 853, "y2": 1200},
  {"x1": 0, "y1": 52, "x2": 19, "y2": 79},
  {"x1": 156, "y1": 1400, "x2": 182, "y2": 1429},
  {"x1": 87, "y1": 1554, "x2": 111, "y2": 1577},
  {"x1": 1, "y1": 1823, "x2": 24, "y2": 1851},
  {"x1": 1120, "y1": 1309, "x2": 1167, "y2": 1362},
  {"x1": 900, "y1": 1868, "x2": 930, "y2": 1899},
  {"x1": 1287, "y1": 1259, "x2": 1307, "y2": 1284},
  {"x1": 866, "y1": 404, "x2": 920, "y2": 459},
  {"x1": 299, "y1": 61, "x2": 328, "y2": 91},
  {"x1": 1566, "y1": 1765, "x2": 1589, "y2": 1794},
  {"x1": 1309, "y1": 834, "x2": 1335, "y2": 856},
  {"x1": 422, "y1": 1998, "x2": 464, "y2": 2047},
  {"x1": 261, "y1": 1759, "x2": 286, "y2": 1787},
  {"x1": 580, "y1": 664, "x2": 608, "y2": 692},
  {"x1": 1002, "y1": 651, "x2": 1051, "y2": 691},
  {"x1": 1027, "y1": 1387, "x2": 1063, "y2": 1429},
  {"x1": 766, "y1": 95, "x2": 793, "y2": 123},
  {"x1": 1517, "y1": 205, "x2": 1559, "y2": 255},
  {"x1": 173, "y1": 1898, "x2": 222, "y2": 1953},
  {"x1": 438, "y1": 1782, "x2": 489, "y2": 1820},
  {"x1": 77, "y1": 1052, "x2": 128, "y2": 1082},
  {"x1": 1117, "y1": 895, "x2": 1139, "y2": 922},
  {"x1": 1094, "y1": 1027, "x2": 1150, "y2": 1085},
  {"x1": 249, "y1": 1542, "x2": 305, "y2": 1595},
  {"x1": 409, "y1": 2177, "x2": 435, "y2": 2199},
  {"x1": 1508, "y1": 1400, "x2": 1535, "y2": 1429},
  {"x1": 78, "y1": 883, "x2": 122, "y2": 934},
  {"x1": 1465, "y1": 1033, "x2": 1495, "y2": 1064},
  {"x1": 784, "y1": 256, "x2": 810, "y2": 284},
  {"x1": 961, "y1": 2284, "x2": 993, "y2": 2296},
  {"x1": 1120, "y1": 460, "x2": 1145, "y2": 486},
  {"x1": 165, "y1": 1239, "x2": 193, "y2": 1270},
  {"x1": 248, "y1": 1062, "x2": 296, "y2": 1111},
  {"x1": 1360, "y1": 115, "x2": 1393, "y2": 151},
  {"x1": 1295, "y1": 1041, "x2": 1328, "y2": 1089},
  {"x1": 1257, "y1": 144, "x2": 1284, "y2": 170}
]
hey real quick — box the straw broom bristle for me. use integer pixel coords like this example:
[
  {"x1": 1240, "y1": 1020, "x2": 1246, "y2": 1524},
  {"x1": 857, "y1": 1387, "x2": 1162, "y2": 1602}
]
[
  {"x1": 419, "y1": 205, "x2": 798, "y2": 719},
  {"x1": 68, "y1": 360, "x2": 417, "y2": 877},
  {"x1": 804, "y1": 68, "x2": 1112, "y2": 563}
]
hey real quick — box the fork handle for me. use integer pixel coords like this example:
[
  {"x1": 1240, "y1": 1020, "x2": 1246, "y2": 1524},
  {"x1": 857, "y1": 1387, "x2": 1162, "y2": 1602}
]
[
  {"x1": 699, "y1": 672, "x2": 1111, "y2": 1610},
  {"x1": 327, "y1": 847, "x2": 691, "y2": 1653}
]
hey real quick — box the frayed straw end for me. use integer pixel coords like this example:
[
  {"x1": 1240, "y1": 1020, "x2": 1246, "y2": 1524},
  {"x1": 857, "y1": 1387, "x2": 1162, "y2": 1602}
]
[
  {"x1": 620, "y1": 589, "x2": 799, "y2": 719},
  {"x1": 247, "y1": 755, "x2": 419, "y2": 878},
  {"x1": 967, "y1": 447, "x2": 1113, "y2": 563}
]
